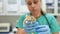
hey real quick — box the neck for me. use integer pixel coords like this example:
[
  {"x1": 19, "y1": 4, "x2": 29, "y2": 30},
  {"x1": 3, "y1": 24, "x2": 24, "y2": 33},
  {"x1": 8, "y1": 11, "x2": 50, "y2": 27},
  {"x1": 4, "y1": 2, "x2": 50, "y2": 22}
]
[{"x1": 31, "y1": 11, "x2": 42, "y2": 19}]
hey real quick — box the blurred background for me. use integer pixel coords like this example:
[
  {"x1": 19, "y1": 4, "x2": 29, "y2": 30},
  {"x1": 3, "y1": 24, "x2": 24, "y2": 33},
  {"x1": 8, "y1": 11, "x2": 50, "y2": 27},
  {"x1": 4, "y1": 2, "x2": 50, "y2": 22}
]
[{"x1": 0, "y1": 0, "x2": 60, "y2": 34}]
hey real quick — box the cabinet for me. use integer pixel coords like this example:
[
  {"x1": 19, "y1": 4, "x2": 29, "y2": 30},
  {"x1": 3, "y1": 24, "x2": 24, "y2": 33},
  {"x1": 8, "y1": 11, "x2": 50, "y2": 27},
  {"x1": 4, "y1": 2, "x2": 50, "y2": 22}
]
[
  {"x1": 58, "y1": 0, "x2": 60, "y2": 13},
  {"x1": 46, "y1": 0, "x2": 60, "y2": 15},
  {"x1": 46, "y1": 0, "x2": 54, "y2": 14},
  {"x1": 0, "y1": 0, "x2": 29, "y2": 16},
  {"x1": 0, "y1": 0, "x2": 5, "y2": 15}
]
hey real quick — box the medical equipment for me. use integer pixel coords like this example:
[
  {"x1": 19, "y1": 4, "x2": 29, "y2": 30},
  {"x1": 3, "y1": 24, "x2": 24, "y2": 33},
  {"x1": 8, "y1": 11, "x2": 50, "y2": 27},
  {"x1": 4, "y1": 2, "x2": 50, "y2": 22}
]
[{"x1": 0, "y1": 23, "x2": 11, "y2": 32}]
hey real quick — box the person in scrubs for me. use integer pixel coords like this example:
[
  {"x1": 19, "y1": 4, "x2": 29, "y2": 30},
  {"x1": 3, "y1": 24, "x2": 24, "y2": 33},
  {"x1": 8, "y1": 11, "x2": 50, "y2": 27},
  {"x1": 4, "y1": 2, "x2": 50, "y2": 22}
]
[{"x1": 16, "y1": 0, "x2": 60, "y2": 34}]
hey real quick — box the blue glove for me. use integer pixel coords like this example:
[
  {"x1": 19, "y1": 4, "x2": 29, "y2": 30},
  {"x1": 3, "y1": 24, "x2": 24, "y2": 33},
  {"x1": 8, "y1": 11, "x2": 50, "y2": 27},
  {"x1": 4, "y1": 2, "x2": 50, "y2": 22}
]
[
  {"x1": 33, "y1": 21, "x2": 51, "y2": 34},
  {"x1": 35, "y1": 25, "x2": 50, "y2": 34},
  {"x1": 24, "y1": 21, "x2": 50, "y2": 34}
]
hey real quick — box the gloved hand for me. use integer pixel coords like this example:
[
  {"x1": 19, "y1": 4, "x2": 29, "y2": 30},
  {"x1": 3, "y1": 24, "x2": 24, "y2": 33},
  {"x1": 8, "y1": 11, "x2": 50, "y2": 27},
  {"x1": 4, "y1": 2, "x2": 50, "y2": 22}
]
[
  {"x1": 24, "y1": 21, "x2": 50, "y2": 34},
  {"x1": 33, "y1": 21, "x2": 51, "y2": 34},
  {"x1": 35, "y1": 25, "x2": 50, "y2": 34}
]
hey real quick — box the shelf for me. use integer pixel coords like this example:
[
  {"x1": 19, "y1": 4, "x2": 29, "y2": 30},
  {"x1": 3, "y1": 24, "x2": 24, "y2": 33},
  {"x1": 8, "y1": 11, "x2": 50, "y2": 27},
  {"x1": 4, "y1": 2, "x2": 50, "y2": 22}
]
[
  {"x1": 58, "y1": 3, "x2": 60, "y2": 7},
  {"x1": 55, "y1": 14, "x2": 60, "y2": 16},
  {"x1": 58, "y1": 9, "x2": 60, "y2": 13},
  {"x1": 46, "y1": 8, "x2": 54, "y2": 13},
  {"x1": 47, "y1": 13, "x2": 60, "y2": 16},
  {"x1": 46, "y1": 3, "x2": 54, "y2": 6},
  {"x1": 46, "y1": 0, "x2": 60, "y2": 16},
  {"x1": 46, "y1": 6, "x2": 54, "y2": 9},
  {"x1": 46, "y1": 0, "x2": 54, "y2": 3},
  {"x1": 58, "y1": 0, "x2": 60, "y2": 3},
  {"x1": 58, "y1": 7, "x2": 60, "y2": 9}
]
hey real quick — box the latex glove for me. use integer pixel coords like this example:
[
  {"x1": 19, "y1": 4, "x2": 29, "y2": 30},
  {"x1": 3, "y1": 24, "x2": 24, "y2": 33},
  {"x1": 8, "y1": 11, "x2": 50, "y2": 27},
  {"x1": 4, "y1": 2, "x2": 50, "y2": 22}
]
[
  {"x1": 24, "y1": 21, "x2": 50, "y2": 34},
  {"x1": 33, "y1": 21, "x2": 51, "y2": 34}
]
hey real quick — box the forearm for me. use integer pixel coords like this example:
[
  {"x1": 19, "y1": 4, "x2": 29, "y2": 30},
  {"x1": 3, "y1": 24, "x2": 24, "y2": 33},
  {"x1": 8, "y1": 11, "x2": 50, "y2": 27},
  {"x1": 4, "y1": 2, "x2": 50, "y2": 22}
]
[
  {"x1": 52, "y1": 32, "x2": 59, "y2": 34},
  {"x1": 16, "y1": 28, "x2": 27, "y2": 34}
]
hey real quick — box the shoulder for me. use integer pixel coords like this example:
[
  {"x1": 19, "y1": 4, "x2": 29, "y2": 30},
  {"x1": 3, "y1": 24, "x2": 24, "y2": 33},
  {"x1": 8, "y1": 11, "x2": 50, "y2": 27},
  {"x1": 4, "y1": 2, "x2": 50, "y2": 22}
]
[
  {"x1": 19, "y1": 13, "x2": 30, "y2": 18},
  {"x1": 44, "y1": 14, "x2": 57, "y2": 24},
  {"x1": 45, "y1": 14, "x2": 54, "y2": 17},
  {"x1": 44, "y1": 13, "x2": 56, "y2": 22},
  {"x1": 17, "y1": 14, "x2": 26, "y2": 23},
  {"x1": 20, "y1": 14, "x2": 26, "y2": 18},
  {"x1": 19, "y1": 14, "x2": 27, "y2": 19},
  {"x1": 45, "y1": 13, "x2": 55, "y2": 19},
  {"x1": 18, "y1": 13, "x2": 30, "y2": 21}
]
